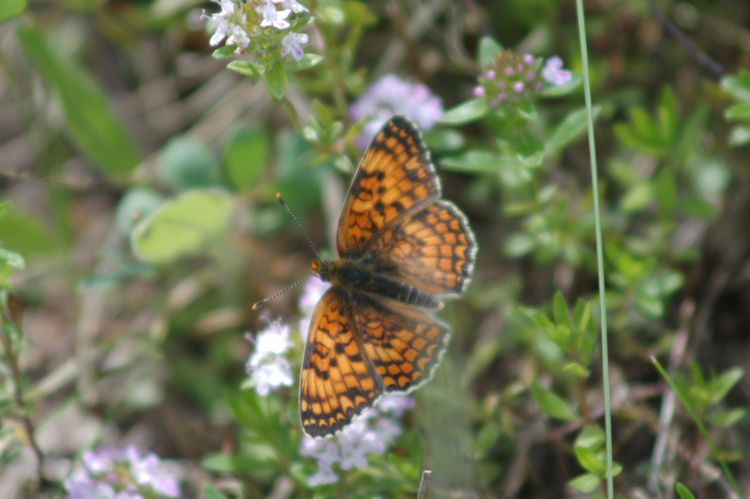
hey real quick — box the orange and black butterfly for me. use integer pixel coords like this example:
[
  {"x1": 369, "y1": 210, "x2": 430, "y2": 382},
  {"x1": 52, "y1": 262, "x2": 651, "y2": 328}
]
[{"x1": 298, "y1": 116, "x2": 477, "y2": 437}]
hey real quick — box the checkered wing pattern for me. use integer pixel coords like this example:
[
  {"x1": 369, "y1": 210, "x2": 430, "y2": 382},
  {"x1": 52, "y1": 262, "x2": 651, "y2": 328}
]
[
  {"x1": 364, "y1": 200, "x2": 477, "y2": 296},
  {"x1": 350, "y1": 293, "x2": 450, "y2": 393},
  {"x1": 337, "y1": 117, "x2": 440, "y2": 258},
  {"x1": 300, "y1": 288, "x2": 383, "y2": 437}
]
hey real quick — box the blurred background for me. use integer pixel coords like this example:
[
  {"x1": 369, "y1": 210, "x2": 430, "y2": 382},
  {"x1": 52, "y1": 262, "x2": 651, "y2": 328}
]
[{"x1": 1, "y1": 0, "x2": 750, "y2": 497}]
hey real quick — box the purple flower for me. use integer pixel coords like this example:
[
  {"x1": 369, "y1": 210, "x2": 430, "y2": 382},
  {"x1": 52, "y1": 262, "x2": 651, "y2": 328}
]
[
  {"x1": 475, "y1": 50, "x2": 547, "y2": 109},
  {"x1": 350, "y1": 74, "x2": 443, "y2": 149},
  {"x1": 246, "y1": 320, "x2": 294, "y2": 396},
  {"x1": 542, "y1": 56, "x2": 573, "y2": 86},
  {"x1": 281, "y1": 32, "x2": 309, "y2": 61},
  {"x1": 299, "y1": 394, "x2": 415, "y2": 486},
  {"x1": 65, "y1": 446, "x2": 179, "y2": 498}
]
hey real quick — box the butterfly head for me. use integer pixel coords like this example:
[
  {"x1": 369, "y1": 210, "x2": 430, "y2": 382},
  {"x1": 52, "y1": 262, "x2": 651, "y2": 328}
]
[{"x1": 311, "y1": 259, "x2": 334, "y2": 283}]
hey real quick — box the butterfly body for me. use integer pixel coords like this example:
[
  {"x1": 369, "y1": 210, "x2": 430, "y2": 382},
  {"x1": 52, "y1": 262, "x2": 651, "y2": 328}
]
[
  {"x1": 313, "y1": 258, "x2": 441, "y2": 309},
  {"x1": 299, "y1": 116, "x2": 477, "y2": 437}
]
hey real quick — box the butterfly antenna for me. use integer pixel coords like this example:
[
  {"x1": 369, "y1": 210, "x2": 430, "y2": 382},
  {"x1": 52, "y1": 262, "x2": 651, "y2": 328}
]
[
  {"x1": 252, "y1": 273, "x2": 314, "y2": 310},
  {"x1": 276, "y1": 193, "x2": 320, "y2": 259}
]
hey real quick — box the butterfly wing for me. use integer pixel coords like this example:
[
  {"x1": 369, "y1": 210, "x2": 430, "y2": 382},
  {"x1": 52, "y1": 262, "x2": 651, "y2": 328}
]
[
  {"x1": 337, "y1": 116, "x2": 441, "y2": 259},
  {"x1": 300, "y1": 288, "x2": 384, "y2": 437},
  {"x1": 349, "y1": 292, "x2": 451, "y2": 393},
  {"x1": 365, "y1": 200, "x2": 477, "y2": 297}
]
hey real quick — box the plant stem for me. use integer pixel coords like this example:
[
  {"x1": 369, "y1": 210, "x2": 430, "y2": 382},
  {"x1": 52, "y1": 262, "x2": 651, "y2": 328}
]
[
  {"x1": 574, "y1": 2, "x2": 614, "y2": 498},
  {"x1": 0, "y1": 291, "x2": 48, "y2": 488}
]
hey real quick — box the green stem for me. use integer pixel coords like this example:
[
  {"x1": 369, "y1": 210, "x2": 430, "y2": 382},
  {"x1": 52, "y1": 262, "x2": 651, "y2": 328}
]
[
  {"x1": 0, "y1": 290, "x2": 49, "y2": 488},
  {"x1": 573, "y1": 2, "x2": 614, "y2": 498}
]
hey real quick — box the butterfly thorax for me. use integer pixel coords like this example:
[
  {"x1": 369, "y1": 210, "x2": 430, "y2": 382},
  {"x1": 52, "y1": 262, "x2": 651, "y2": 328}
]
[{"x1": 312, "y1": 258, "x2": 440, "y2": 308}]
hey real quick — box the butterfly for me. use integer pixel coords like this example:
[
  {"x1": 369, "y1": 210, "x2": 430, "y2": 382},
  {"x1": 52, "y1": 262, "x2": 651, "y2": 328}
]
[{"x1": 299, "y1": 116, "x2": 477, "y2": 437}]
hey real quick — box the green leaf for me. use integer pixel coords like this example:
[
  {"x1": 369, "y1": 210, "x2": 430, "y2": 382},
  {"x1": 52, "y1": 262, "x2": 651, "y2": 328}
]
[
  {"x1": 562, "y1": 362, "x2": 589, "y2": 378},
  {"x1": 553, "y1": 292, "x2": 573, "y2": 332},
  {"x1": 709, "y1": 367, "x2": 744, "y2": 404},
  {"x1": 115, "y1": 188, "x2": 166, "y2": 234},
  {"x1": 201, "y1": 452, "x2": 275, "y2": 473},
  {"x1": 675, "y1": 482, "x2": 697, "y2": 499},
  {"x1": 575, "y1": 425, "x2": 605, "y2": 449},
  {"x1": 158, "y1": 136, "x2": 220, "y2": 191},
  {"x1": 286, "y1": 53, "x2": 323, "y2": 73},
  {"x1": 440, "y1": 150, "x2": 504, "y2": 174},
  {"x1": 266, "y1": 62, "x2": 287, "y2": 100},
  {"x1": 530, "y1": 382, "x2": 579, "y2": 422},
  {"x1": 131, "y1": 189, "x2": 233, "y2": 264},
  {"x1": 720, "y1": 70, "x2": 750, "y2": 102},
  {"x1": 520, "y1": 307, "x2": 558, "y2": 339},
  {"x1": 212, "y1": 45, "x2": 237, "y2": 59},
  {"x1": 0, "y1": 249, "x2": 25, "y2": 271},
  {"x1": 568, "y1": 473, "x2": 600, "y2": 493},
  {"x1": 708, "y1": 407, "x2": 746, "y2": 428},
  {"x1": 440, "y1": 99, "x2": 489, "y2": 125},
  {"x1": 729, "y1": 125, "x2": 750, "y2": 147},
  {"x1": 223, "y1": 127, "x2": 269, "y2": 191},
  {"x1": 503, "y1": 233, "x2": 535, "y2": 257},
  {"x1": 0, "y1": 0, "x2": 26, "y2": 23},
  {"x1": 620, "y1": 183, "x2": 654, "y2": 213},
  {"x1": 342, "y1": 1, "x2": 377, "y2": 26},
  {"x1": 227, "y1": 60, "x2": 260, "y2": 78},
  {"x1": 725, "y1": 102, "x2": 750, "y2": 121},
  {"x1": 546, "y1": 106, "x2": 600, "y2": 154},
  {"x1": 0, "y1": 206, "x2": 57, "y2": 256},
  {"x1": 423, "y1": 128, "x2": 465, "y2": 153},
  {"x1": 477, "y1": 36, "x2": 502, "y2": 66},
  {"x1": 16, "y1": 26, "x2": 139, "y2": 176},
  {"x1": 512, "y1": 130, "x2": 545, "y2": 168},
  {"x1": 201, "y1": 484, "x2": 230, "y2": 499}
]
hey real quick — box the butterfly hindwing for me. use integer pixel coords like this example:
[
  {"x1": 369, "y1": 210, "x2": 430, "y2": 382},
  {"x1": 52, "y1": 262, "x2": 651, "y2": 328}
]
[
  {"x1": 349, "y1": 292, "x2": 450, "y2": 393},
  {"x1": 364, "y1": 200, "x2": 477, "y2": 296},
  {"x1": 300, "y1": 288, "x2": 383, "y2": 437},
  {"x1": 336, "y1": 117, "x2": 441, "y2": 258}
]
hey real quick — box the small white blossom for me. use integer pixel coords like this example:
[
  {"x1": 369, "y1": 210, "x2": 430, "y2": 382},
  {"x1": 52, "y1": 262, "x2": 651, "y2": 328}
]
[
  {"x1": 299, "y1": 394, "x2": 414, "y2": 486},
  {"x1": 275, "y1": 0, "x2": 309, "y2": 13},
  {"x1": 542, "y1": 56, "x2": 573, "y2": 86},
  {"x1": 204, "y1": 0, "x2": 251, "y2": 49},
  {"x1": 281, "y1": 32, "x2": 309, "y2": 61},
  {"x1": 299, "y1": 276, "x2": 330, "y2": 317},
  {"x1": 258, "y1": 1, "x2": 291, "y2": 30},
  {"x1": 246, "y1": 321, "x2": 294, "y2": 396}
]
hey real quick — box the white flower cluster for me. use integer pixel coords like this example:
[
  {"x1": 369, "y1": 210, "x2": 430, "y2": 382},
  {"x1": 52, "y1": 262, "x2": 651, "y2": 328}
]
[
  {"x1": 246, "y1": 320, "x2": 294, "y2": 395},
  {"x1": 299, "y1": 394, "x2": 416, "y2": 486},
  {"x1": 204, "y1": 0, "x2": 310, "y2": 60}
]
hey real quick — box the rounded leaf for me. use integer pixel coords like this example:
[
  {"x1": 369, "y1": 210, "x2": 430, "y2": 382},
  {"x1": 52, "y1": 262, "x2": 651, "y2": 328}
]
[{"x1": 131, "y1": 189, "x2": 233, "y2": 264}]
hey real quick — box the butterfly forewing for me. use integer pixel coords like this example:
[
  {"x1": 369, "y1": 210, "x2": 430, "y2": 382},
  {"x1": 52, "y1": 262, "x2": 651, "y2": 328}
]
[{"x1": 336, "y1": 117, "x2": 441, "y2": 258}]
